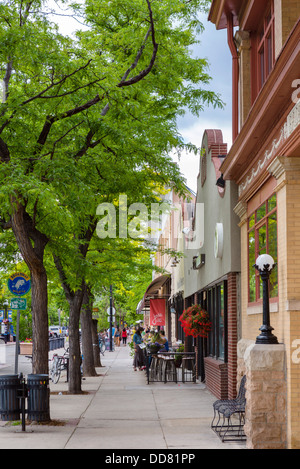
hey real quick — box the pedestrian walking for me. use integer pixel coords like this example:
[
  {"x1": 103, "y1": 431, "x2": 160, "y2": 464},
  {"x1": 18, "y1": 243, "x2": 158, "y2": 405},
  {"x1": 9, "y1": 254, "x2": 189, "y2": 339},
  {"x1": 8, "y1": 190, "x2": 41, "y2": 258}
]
[
  {"x1": 122, "y1": 328, "x2": 127, "y2": 345},
  {"x1": 115, "y1": 327, "x2": 121, "y2": 347}
]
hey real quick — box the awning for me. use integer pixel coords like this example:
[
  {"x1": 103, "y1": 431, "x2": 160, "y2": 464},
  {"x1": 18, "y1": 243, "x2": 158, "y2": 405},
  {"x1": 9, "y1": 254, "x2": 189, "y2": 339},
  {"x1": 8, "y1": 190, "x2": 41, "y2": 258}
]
[{"x1": 136, "y1": 274, "x2": 171, "y2": 314}]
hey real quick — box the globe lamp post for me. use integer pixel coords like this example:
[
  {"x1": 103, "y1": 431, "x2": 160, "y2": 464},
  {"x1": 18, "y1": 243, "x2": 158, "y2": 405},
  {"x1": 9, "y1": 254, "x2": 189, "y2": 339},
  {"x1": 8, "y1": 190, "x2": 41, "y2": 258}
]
[{"x1": 254, "y1": 254, "x2": 278, "y2": 345}]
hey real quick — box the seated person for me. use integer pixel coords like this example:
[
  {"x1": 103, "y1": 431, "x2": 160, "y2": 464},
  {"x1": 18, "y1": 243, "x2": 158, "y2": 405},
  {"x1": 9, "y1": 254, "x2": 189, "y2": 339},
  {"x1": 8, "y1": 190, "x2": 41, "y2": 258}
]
[{"x1": 159, "y1": 330, "x2": 169, "y2": 352}]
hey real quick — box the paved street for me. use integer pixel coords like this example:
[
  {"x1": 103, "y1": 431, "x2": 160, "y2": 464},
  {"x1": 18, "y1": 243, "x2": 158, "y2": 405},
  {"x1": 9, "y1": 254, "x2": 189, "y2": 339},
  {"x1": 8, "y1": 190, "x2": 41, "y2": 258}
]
[{"x1": 0, "y1": 343, "x2": 246, "y2": 450}]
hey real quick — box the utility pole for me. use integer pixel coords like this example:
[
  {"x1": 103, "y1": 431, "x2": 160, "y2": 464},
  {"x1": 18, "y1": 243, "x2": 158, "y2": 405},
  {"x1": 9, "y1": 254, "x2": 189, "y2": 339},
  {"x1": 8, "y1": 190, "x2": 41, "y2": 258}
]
[{"x1": 110, "y1": 285, "x2": 113, "y2": 352}]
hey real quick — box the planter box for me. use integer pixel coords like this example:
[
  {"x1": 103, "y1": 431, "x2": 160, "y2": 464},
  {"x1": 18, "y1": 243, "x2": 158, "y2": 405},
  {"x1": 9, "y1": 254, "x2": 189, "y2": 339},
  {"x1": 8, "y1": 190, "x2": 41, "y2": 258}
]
[{"x1": 19, "y1": 342, "x2": 33, "y2": 355}]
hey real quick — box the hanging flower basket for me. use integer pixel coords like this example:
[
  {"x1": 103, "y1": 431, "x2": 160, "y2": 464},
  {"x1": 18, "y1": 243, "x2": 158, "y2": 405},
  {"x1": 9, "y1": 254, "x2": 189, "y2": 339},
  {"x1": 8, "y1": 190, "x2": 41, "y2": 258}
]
[{"x1": 179, "y1": 305, "x2": 211, "y2": 338}]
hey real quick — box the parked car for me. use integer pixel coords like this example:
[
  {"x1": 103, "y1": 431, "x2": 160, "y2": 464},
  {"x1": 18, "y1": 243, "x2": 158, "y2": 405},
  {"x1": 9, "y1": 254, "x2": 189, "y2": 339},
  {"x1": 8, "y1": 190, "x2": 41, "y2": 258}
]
[{"x1": 49, "y1": 326, "x2": 61, "y2": 338}]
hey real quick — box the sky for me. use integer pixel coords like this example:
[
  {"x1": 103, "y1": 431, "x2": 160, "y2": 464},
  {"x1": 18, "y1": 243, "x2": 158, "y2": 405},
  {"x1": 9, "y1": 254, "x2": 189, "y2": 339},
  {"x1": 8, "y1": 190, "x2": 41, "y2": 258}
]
[
  {"x1": 176, "y1": 13, "x2": 232, "y2": 192},
  {"x1": 47, "y1": 1, "x2": 233, "y2": 193}
]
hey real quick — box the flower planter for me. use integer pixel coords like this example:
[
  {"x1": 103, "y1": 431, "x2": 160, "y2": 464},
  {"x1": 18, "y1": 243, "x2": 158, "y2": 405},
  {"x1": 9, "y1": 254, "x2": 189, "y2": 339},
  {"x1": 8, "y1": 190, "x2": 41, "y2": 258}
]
[
  {"x1": 19, "y1": 342, "x2": 33, "y2": 355},
  {"x1": 147, "y1": 344, "x2": 162, "y2": 354}
]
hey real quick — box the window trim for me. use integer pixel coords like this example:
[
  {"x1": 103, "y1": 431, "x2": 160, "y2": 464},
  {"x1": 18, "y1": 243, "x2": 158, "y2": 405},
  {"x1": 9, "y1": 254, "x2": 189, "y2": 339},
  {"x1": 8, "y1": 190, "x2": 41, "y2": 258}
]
[{"x1": 247, "y1": 193, "x2": 278, "y2": 304}]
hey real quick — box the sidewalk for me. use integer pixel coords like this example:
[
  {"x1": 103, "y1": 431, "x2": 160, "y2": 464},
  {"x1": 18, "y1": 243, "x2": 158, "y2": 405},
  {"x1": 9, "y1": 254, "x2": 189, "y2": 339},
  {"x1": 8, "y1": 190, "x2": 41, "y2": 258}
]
[{"x1": 0, "y1": 344, "x2": 246, "y2": 450}]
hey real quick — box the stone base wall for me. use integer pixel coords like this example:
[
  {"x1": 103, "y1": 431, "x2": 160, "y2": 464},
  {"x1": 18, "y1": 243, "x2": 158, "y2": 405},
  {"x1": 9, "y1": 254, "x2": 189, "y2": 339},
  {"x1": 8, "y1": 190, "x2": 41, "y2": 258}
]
[{"x1": 243, "y1": 343, "x2": 287, "y2": 449}]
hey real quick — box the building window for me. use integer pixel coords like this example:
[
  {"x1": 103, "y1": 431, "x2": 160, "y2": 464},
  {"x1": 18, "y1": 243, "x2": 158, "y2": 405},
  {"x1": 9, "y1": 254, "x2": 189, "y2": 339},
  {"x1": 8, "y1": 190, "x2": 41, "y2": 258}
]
[
  {"x1": 248, "y1": 193, "x2": 278, "y2": 303},
  {"x1": 252, "y1": 0, "x2": 275, "y2": 96},
  {"x1": 207, "y1": 281, "x2": 227, "y2": 361}
]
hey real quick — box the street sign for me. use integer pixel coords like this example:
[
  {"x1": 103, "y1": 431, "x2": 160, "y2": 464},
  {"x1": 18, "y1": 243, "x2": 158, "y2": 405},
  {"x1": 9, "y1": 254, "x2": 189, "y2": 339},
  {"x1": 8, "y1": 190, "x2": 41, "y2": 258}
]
[
  {"x1": 107, "y1": 307, "x2": 116, "y2": 316},
  {"x1": 10, "y1": 298, "x2": 27, "y2": 310},
  {"x1": 8, "y1": 273, "x2": 31, "y2": 296}
]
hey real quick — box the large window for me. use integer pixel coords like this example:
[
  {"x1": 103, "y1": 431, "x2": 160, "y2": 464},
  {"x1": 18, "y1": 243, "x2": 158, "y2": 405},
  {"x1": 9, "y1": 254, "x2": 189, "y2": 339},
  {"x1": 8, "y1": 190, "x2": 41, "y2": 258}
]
[
  {"x1": 248, "y1": 193, "x2": 278, "y2": 303},
  {"x1": 207, "y1": 281, "x2": 227, "y2": 361}
]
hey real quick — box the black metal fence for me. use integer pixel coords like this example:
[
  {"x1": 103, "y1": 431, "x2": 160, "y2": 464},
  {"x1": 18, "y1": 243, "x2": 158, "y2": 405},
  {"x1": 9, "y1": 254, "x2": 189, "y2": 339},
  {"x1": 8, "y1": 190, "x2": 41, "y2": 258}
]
[
  {"x1": 49, "y1": 337, "x2": 65, "y2": 351},
  {"x1": 145, "y1": 351, "x2": 196, "y2": 385}
]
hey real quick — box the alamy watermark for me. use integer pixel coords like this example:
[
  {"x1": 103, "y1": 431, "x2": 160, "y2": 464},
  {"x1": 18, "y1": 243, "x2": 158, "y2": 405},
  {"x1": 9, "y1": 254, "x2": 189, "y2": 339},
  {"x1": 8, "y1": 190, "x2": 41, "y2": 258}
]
[
  {"x1": 96, "y1": 194, "x2": 204, "y2": 249},
  {"x1": 291, "y1": 79, "x2": 300, "y2": 104}
]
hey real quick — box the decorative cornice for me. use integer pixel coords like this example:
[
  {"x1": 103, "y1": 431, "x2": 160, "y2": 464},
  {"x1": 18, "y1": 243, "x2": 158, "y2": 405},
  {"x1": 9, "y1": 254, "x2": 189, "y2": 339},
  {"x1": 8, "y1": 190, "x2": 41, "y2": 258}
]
[
  {"x1": 267, "y1": 156, "x2": 286, "y2": 180},
  {"x1": 239, "y1": 99, "x2": 300, "y2": 195},
  {"x1": 268, "y1": 155, "x2": 300, "y2": 180},
  {"x1": 238, "y1": 128, "x2": 285, "y2": 196},
  {"x1": 234, "y1": 200, "x2": 247, "y2": 219}
]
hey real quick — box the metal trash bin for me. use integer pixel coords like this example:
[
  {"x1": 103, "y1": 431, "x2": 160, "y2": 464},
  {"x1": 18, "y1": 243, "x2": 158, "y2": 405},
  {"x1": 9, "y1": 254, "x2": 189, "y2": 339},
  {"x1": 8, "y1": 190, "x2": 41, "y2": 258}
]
[
  {"x1": 27, "y1": 374, "x2": 50, "y2": 422},
  {"x1": 0, "y1": 375, "x2": 21, "y2": 421}
]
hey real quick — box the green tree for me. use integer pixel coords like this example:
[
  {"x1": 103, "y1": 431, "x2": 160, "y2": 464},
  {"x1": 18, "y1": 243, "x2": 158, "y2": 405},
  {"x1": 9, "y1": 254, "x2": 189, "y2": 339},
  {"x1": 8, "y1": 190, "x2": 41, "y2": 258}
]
[{"x1": 0, "y1": 0, "x2": 222, "y2": 387}]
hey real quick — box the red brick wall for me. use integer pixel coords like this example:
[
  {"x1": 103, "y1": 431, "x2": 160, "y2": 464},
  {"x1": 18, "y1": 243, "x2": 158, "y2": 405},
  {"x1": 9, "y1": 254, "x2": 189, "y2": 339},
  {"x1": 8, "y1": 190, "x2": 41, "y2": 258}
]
[
  {"x1": 204, "y1": 356, "x2": 228, "y2": 399},
  {"x1": 227, "y1": 272, "x2": 238, "y2": 399}
]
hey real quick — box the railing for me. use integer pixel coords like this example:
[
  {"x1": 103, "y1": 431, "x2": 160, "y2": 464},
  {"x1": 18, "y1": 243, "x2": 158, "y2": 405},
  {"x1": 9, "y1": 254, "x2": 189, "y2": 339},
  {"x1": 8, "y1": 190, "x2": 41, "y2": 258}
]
[
  {"x1": 48, "y1": 337, "x2": 65, "y2": 351},
  {"x1": 145, "y1": 350, "x2": 196, "y2": 385}
]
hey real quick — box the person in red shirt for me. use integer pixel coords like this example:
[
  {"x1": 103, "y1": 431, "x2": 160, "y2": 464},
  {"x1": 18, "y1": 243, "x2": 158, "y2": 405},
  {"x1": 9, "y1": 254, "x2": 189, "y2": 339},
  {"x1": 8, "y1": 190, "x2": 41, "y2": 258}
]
[{"x1": 122, "y1": 328, "x2": 128, "y2": 345}]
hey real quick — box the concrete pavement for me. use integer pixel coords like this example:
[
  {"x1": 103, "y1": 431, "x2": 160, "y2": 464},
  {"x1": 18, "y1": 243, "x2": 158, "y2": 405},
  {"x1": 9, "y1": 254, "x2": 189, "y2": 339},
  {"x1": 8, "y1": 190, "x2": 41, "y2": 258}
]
[{"x1": 0, "y1": 344, "x2": 246, "y2": 450}]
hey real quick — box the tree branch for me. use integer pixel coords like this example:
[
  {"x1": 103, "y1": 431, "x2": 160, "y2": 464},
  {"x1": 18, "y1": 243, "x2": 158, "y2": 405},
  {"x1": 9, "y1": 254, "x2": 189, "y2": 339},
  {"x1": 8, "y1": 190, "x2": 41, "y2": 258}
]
[
  {"x1": 35, "y1": 93, "x2": 102, "y2": 151},
  {"x1": 21, "y1": 60, "x2": 93, "y2": 106},
  {"x1": 2, "y1": 59, "x2": 13, "y2": 103},
  {"x1": 117, "y1": 0, "x2": 158, "y2": 88}
]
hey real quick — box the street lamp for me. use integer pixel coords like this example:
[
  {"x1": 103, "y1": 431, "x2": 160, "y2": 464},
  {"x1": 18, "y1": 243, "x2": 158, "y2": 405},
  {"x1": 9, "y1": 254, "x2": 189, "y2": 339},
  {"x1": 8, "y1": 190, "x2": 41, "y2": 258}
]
[{"x1": 254, "y1": 254, "x2": 278, "y2": 345}]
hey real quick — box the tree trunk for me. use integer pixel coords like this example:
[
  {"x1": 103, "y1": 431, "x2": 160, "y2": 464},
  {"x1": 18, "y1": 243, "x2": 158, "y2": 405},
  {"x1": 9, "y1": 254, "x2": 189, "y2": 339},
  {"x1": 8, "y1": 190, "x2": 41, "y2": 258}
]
[
  {"x1": 68, "y1": 291, "x2": 84, "y2": 394},
  {"x1": 31, "y1": 268, "x2": 49, "y2": 374},
  {"x1": 81, "y1": 287, "x2": 97, "y2": 377},
  {"x1": 92, "y1": 319, "x2": 102, "y2": 367},
  {"x1": 11, "y1": 198, "x2": 49, "y2": 374},
  {"x1": 53, "y1": 223, "x2": 96, "y2": 393}
]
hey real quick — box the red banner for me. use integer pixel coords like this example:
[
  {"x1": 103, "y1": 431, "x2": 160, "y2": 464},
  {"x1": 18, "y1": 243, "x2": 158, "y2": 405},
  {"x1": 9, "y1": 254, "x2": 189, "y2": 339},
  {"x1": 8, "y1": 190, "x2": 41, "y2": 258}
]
[{"x1": 150, "y1": 299, "x2": 166, "y2": 327}]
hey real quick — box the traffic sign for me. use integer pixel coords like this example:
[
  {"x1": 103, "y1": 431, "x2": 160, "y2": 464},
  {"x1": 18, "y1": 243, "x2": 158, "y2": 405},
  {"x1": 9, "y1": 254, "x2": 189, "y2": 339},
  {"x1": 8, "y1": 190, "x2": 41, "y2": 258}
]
[
  {"x1": 8, "y1": 273, "x2": 31, "y2": 296},
  {"x1": 107, "y1": 307, "x2": 116, "y2": 316},
  {"x1": 10, "y1": 298, "x2": 27, "y2": 310}
]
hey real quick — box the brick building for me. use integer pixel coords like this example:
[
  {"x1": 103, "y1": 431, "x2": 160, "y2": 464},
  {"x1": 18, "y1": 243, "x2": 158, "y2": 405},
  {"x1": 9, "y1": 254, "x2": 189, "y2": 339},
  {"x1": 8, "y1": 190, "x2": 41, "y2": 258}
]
[
  {"x1": 209, "y1": 0, "x2": 300, "y2": 449},
  {"x1": 137, "y1": 187, "x2": 195, "y2": 343},
  {"x1": 184, "y1": 129, "x2": 241, "y2": 399}
]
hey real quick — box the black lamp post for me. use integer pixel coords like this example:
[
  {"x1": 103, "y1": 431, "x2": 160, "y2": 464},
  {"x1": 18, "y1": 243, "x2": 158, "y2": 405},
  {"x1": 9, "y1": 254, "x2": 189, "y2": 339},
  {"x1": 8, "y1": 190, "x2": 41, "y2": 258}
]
[
  {"x1": 109, "y1": 285, "x2": 113, "y2": 352},
  {"x1": 254, "y1": 254, "x2": 278, "y2": 345}
]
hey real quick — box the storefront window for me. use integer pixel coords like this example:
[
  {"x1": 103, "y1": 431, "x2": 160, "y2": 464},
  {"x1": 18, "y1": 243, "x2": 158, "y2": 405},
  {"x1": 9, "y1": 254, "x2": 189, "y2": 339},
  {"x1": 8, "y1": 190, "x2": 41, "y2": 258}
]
[
  {"x1": 207, "y1": 282, "x2": 227, "y2": 361},
  {"x1": 248, "y1": 193, "x2": 278, "y2": 302},
  {"x1": 218, "y1": 284, "x2": 225, "y2": 360}
]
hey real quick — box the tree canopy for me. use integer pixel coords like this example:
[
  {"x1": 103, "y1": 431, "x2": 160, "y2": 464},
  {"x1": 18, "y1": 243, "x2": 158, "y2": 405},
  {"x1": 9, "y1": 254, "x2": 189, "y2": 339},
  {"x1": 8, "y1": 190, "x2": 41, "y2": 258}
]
[{"x1": 0, "y1": 0, "x2": 223, "y2": 391}]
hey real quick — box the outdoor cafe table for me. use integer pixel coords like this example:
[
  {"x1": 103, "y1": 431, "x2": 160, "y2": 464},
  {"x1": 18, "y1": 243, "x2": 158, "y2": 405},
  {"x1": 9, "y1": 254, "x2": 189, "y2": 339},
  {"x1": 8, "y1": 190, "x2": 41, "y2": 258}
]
[{"x1": 145, "y1": 350, "x2": 196, "y2": 384}]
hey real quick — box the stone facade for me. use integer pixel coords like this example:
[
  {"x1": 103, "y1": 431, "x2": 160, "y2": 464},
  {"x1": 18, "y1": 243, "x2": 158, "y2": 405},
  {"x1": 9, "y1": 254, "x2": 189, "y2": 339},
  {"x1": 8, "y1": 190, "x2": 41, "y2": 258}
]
[{"x1": 243, "y1": 344, "x2": 287, "y2": 449}]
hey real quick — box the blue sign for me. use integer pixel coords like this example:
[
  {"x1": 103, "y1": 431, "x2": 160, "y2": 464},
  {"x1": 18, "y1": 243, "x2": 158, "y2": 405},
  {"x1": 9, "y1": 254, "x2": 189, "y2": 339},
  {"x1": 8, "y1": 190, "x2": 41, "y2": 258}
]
[
  {"x1": 0, "y1": 310, "x2": 13, "y2": 323},
  {"x1": 8, "y1": 273, "x2": 31, "y2": 296}
]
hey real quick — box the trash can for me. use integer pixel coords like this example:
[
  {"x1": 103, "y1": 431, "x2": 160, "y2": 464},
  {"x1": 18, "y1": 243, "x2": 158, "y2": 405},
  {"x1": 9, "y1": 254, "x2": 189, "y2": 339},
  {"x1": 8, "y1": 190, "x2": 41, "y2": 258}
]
[
  {"x1": 27, "y1": 374, "x2": 50, "y2": 422},
  {"x1": 0, "y1": 375, "x2": 21, "y2": 421}
]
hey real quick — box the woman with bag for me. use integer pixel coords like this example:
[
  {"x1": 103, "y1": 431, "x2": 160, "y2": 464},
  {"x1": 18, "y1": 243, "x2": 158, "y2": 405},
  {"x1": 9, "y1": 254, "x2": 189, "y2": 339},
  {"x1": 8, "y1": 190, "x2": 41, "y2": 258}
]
[{"x1": 132, "y1": 327, "x2": 146, "y2": 371}]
